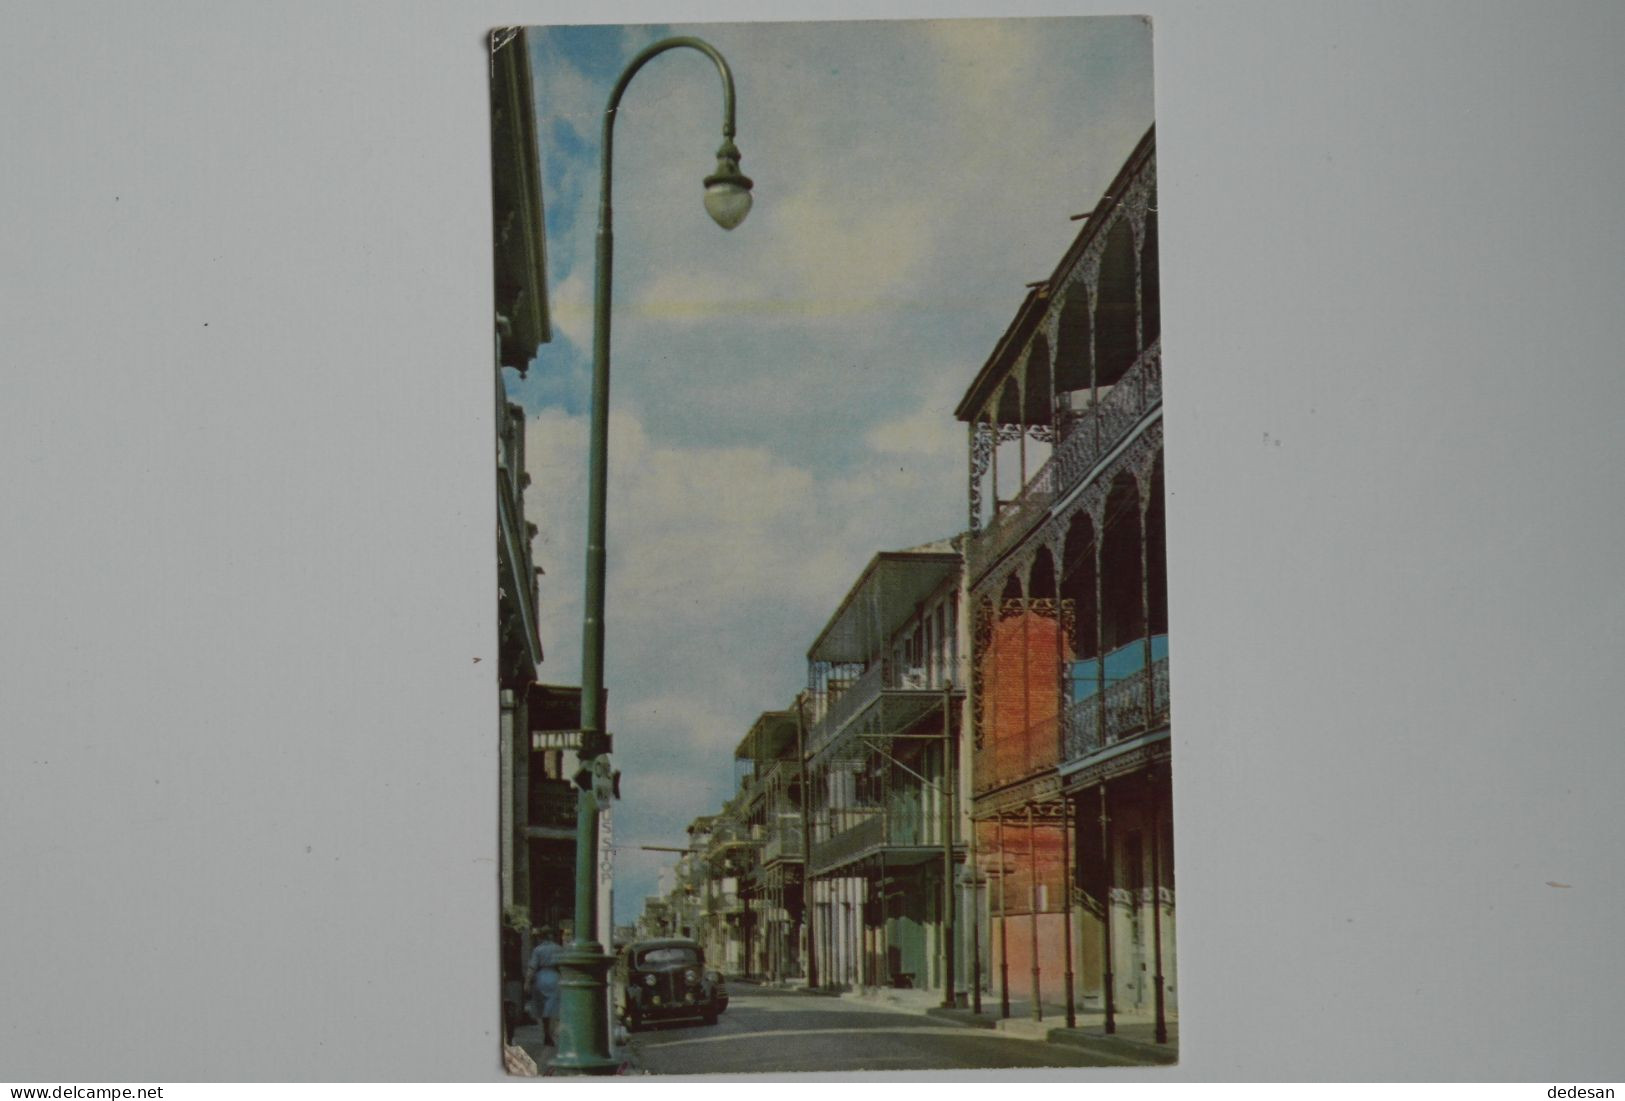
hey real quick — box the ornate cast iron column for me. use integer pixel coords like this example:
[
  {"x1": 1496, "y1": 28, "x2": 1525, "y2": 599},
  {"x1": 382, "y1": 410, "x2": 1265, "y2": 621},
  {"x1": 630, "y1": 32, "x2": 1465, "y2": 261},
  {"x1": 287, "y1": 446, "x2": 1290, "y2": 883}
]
[
  {"x1": 997, "y1": 812, "x2": 1010, "y2": 1019},
  {"x1": 1149, "y1": 769, "x2": 1168, "y2": 1044},
  {"x1": 1063, "y1": 794, "x2": 1076, "y2": 1028},
  {"x1": 1028, "y1": 802, "x2": 1041, "y2": 1021},
  {"x1": 1100, "y1": 782, "x2": 1115, "y2": 1035}
]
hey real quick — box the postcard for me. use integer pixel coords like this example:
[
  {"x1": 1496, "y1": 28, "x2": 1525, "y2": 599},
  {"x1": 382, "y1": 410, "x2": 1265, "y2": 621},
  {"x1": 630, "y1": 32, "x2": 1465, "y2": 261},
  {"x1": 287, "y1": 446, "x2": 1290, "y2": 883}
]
[{"x1": 490, "y1": 17, "x2": 1173, "y2": 1074}]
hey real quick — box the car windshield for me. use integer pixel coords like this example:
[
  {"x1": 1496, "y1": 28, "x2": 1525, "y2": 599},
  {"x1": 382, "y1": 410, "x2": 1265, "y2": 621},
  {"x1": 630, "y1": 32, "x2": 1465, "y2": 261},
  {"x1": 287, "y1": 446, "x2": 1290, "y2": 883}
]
[{"x1": 637, "y1": 946, "x2": 700, "y2": 967}]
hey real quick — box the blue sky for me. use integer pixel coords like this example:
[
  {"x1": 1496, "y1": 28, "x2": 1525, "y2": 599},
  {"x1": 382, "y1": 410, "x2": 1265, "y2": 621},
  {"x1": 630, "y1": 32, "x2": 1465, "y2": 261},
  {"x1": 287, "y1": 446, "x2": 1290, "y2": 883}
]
[{"x1": 515, "y1": 17, "x2": 1154, "y2": 923}]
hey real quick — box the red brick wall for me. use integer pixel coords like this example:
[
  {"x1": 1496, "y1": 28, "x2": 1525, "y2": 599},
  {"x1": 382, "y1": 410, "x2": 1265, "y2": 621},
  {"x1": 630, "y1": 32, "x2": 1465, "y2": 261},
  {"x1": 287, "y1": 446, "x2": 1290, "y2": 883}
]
[
  {"x1": 976, "y1": 609, "x2": 1065, "y2": 791},
  {"x1": 976, "y1": 818, "x2": 1068, "y2": 915}
]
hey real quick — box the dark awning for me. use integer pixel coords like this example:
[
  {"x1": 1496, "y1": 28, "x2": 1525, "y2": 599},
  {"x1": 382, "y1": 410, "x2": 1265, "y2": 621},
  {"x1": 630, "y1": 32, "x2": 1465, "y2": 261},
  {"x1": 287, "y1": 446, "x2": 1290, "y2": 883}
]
[{"x1": 808, "y1": 549, "x2": 960, "y2": 665}]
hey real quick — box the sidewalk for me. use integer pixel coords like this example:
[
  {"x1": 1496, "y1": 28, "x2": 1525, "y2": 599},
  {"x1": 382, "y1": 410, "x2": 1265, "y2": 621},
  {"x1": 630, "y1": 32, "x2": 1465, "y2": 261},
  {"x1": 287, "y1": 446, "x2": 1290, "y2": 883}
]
[
  {"x1": 738, "y1": 975, "x2": 1177, "y2": 1066},
  {"x1": 925, "y1": 996, "x2": 1178, "y2": 1065},
  {"x1": 756, "y1": 978, "x2": 1178, "y2": 1066}
]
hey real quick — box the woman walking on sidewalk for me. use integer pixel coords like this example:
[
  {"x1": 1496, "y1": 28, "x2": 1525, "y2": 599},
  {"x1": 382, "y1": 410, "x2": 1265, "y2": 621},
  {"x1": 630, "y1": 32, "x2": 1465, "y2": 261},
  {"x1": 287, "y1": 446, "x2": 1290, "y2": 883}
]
[{"x1": 525, "y1": 926, "x2": 564, "y2": 1048}]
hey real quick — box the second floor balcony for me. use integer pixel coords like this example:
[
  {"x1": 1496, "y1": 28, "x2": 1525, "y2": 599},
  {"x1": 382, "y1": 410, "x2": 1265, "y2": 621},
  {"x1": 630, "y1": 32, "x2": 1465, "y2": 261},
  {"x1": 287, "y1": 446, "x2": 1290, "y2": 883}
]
[
  {"x1": 967, "y1": 340, "x2": 1162, "y2": 581},
  {"x1": 1062, "y1": 634, "x2": 1171, "y2": 763},
  {"x1": 808, "y1": 799, "x2": 956, "y2": 876}
]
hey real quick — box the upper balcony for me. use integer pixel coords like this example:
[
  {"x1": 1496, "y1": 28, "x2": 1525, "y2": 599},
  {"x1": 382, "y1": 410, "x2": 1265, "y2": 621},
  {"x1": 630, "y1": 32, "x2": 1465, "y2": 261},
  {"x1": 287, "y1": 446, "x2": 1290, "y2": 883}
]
[
  {"x1": 965, "y1": 341, "x2": 1161, "y2": 580},
  {"x1": 805, "y1": 547, "x2": 964, "y2": 756},
  {"x1": 735, "y1": 709, "x2": 800, "y2": 804},
  {"x1": 709, "y1": 888, "x2": 744, "y2": 916},
  {"x1": 956, "y1": 129, "x2": 1159, "y2": 586}
]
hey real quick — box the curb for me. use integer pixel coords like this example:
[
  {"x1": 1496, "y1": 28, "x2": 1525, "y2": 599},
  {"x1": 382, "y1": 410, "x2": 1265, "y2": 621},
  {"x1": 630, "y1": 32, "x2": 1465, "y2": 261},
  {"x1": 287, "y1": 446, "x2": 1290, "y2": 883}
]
[
  {"x1": 1044, "y1": 1028, "x2": 1178, "y2": 1066},
  {"x1": 924, "y1": 1006, "x2": 997, "y2": 1030}
]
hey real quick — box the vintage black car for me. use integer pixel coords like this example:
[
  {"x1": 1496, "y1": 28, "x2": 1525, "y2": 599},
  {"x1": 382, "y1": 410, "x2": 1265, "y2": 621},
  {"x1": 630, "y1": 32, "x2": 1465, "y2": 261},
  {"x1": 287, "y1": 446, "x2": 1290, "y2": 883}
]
[{"x1": 614, "y1": 938, "x2": 727, "y2": 1030}]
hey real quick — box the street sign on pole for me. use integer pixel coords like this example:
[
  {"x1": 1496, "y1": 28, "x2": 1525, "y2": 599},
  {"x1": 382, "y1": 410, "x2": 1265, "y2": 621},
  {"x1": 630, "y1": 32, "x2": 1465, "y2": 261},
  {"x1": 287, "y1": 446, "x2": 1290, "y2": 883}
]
[{"x1": 591, "y1": 756, "x2": 615, "y2": 809}]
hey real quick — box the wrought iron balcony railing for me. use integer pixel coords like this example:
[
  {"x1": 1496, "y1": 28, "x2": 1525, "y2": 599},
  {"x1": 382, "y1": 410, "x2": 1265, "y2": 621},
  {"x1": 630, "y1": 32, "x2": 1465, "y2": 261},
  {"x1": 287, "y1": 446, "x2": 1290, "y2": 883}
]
[
  {"x1": 1053, "y1": 341, "x2": 1162, "y2": 494},
  {"x1": 762, "y1": 821, "x2": 804, "y2": 865},
  {"x1": 810, "y1": 656, "x2": 962, "y2": 753},
  {"x1": 706, "y1": 819, "x2": 754, "y2": 849},
  {"x1": 1062, "y1": 655, "x2": 1171, "y2": 763},
  {"x1": 810, "y1": 812, "x2": 884, "y2": 872},
  {"x1": 709, "y1": 890, "x2": 744, "y2": 915},
  {"x1": 808, "y1": 802, "x2": 952, "y2": 873},
  {"x1": 968, "y1": 340, "x2": 1162, "y2": 579}
]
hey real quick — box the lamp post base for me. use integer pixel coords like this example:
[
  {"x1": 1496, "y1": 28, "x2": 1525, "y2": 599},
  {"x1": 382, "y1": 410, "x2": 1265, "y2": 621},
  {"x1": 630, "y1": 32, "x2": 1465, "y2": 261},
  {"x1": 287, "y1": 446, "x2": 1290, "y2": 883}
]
[{"x1": 549, "y1": 944, "x2": 621, "y2": 1076}]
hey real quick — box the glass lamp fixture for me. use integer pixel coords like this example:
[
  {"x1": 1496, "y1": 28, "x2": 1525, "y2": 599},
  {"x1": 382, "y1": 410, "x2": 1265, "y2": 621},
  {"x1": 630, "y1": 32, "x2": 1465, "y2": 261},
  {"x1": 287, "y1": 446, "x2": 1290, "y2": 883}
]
[{"x1": 703, "y1": 139, "x2": 754, "y2": 230}]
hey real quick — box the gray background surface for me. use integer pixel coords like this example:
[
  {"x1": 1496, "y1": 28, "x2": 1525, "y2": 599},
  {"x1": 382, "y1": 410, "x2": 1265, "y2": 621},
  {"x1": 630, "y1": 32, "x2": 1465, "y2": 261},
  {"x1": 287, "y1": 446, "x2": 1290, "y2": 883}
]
[{"x1": 3, "y1": 0, "x2": 1622, "y2": 1082}]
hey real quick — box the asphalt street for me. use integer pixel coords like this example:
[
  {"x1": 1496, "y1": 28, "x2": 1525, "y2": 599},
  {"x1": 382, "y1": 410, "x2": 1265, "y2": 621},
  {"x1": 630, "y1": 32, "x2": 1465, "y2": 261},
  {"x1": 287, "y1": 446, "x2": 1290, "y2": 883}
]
[{"x1": 626, "y1": 985, "x2": 1128, "y2": 1075}]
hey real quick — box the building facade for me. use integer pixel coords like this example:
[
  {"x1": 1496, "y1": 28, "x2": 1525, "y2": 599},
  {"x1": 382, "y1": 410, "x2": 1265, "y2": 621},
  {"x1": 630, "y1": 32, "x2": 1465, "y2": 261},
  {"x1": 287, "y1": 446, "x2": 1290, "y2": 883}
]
[
  {"x1": 493, "y1": 25, "x2": 550, "y2": 925},
  {"x1": 736, "y1": 710, "x2": 806, "y2": 983},
  {"x1": 493, "y1": 26, "x2": 605, "y2": 964},
  {"x1": 956, "y1": 127, "x2": 1172, "y2": 1035}
]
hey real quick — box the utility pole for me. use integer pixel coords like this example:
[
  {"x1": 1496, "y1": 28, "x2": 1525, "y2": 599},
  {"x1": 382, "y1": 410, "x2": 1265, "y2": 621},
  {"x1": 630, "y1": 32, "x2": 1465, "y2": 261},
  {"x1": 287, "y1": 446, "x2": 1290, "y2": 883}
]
[
  {"x1": 556, "y1": 33, "x2": 754, "y2": 1077},
  {"x1": 940, "y1": 681, "x2": 956, "y2": 1008},
  {"x1": 970, "y1": 807, "x2": 982, "y2": 1014},
  {"x1": 795, "y1": 693, "x2": 818, "y2": 990}
]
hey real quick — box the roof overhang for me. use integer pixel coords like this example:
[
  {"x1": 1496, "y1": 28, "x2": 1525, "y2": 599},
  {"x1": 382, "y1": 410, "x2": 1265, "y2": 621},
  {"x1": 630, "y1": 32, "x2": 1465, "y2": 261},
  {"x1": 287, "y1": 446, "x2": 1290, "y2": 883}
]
[
  {"x1": 954, "y1": 285, "x2": 1050, "y2": 422},
  {"x1": 954, "y1": 124, "x2": 1157, "y2": 424},
  {"x1": 491, "y1": 27, "x2": 551, "y2": 369},
  {"x1": 808, "y1": 551, "x2": 960, "y2": 665},
  {"x1": 734, "y1": 709, "x2": 798, "y2": 762}
]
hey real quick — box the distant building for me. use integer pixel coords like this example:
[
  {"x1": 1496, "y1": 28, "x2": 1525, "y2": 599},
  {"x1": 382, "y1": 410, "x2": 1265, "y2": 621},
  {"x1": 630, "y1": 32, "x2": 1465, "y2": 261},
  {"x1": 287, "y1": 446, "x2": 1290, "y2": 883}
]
[
  {"x1": 955, "y1": 127, "x2": 1172, "y2": 1034},
  {"x1": 703, "y1": 800, "x2": 754, "y2": 974},
  {"x1": 735, "y1": 709, "x2": 806, "y2": 982}
]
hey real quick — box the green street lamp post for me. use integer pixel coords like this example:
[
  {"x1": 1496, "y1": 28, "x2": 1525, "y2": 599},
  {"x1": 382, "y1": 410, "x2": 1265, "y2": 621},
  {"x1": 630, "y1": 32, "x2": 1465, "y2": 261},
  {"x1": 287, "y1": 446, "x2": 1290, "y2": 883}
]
[{"x1": 552, "y1": 36, "x2": 753, "y2": 1076}]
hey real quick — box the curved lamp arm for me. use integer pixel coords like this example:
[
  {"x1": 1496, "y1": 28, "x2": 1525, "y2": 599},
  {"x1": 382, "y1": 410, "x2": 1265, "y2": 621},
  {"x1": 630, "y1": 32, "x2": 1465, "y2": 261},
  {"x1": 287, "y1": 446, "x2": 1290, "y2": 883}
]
[{"x1": 598, "y1": 36, "x2": 743, "y2": 212}]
